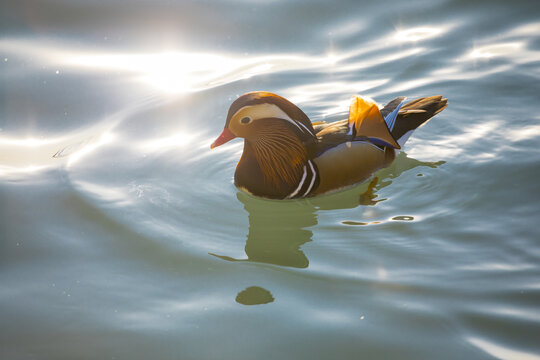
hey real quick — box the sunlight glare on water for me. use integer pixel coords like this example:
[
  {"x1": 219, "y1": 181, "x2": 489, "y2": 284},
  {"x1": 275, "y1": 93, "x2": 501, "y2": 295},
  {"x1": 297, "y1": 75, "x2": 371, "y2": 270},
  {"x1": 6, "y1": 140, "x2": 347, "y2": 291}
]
[
  {"x1": 0, "y1": 39, "x2": 340, "y2": 95},
  {"x1": 394, "y1": 26, "x2": 446, "y2": 42},
  {"x1": 140, "y1": 132, "x2": 194, "y2": 152},
  {"x1": 0, "y1": 128, "x2": 115, "y2": 176}
]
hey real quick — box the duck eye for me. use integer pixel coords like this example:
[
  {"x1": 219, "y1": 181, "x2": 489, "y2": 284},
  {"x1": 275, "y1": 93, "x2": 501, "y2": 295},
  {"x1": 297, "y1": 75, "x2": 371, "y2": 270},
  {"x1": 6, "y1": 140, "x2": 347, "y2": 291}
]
[{"x1": 240, "y1": 116, "x2": 252, "y2": 124}]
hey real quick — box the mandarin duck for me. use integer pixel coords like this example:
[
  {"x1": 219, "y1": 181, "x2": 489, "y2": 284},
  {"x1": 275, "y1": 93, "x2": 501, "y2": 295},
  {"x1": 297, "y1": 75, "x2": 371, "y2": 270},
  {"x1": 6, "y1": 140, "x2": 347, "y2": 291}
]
[{"x1": 211, "y1": 92, "x2": 447, "y2": 199}]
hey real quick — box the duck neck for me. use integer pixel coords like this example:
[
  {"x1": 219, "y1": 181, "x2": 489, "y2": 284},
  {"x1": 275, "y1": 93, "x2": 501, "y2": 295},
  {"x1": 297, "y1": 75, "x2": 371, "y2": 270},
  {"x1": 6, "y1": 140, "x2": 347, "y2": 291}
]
[
  {"x1": 252, "y1": 129, "x2": 307, "y2": 186},
  {"x1": 235, "y1": 131, "x2": 308, "y2": 198}
]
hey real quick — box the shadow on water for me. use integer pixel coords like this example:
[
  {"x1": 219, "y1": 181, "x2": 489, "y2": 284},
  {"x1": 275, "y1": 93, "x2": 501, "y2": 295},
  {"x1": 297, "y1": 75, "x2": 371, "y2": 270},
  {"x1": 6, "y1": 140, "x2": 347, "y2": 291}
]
[{"x1": 210, "y1": 152, "x2": 445, "y2": 271}]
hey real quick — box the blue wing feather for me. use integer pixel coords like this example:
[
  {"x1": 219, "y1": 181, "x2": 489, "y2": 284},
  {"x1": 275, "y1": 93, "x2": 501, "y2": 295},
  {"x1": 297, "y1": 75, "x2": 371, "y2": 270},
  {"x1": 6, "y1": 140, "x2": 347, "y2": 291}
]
[
  {"x1": 368, "y1": 137, "x2": 396, "y2": 148},
  {"x1": 384, "y1": 99, "x2": 405, "y2": 131}
]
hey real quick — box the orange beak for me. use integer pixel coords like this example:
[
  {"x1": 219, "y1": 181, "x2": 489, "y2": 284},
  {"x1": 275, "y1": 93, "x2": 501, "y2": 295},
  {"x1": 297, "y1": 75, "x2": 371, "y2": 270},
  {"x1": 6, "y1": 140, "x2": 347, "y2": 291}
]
[{"x1": 210, "y1": 128, "x2": 237, "y2": 149}]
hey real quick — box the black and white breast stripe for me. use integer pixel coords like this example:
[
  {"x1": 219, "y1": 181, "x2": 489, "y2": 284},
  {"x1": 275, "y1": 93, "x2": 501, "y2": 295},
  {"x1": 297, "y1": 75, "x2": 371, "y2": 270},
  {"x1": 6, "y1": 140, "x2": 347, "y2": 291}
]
[{"x1": 286, "y1": 160, "x2": 320, "y2": 199}]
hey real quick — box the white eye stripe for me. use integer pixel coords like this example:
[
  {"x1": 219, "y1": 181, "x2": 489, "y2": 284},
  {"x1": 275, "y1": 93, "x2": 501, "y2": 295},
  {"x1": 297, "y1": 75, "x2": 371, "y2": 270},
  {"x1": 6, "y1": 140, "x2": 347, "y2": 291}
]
[{"x1": 234, "y1": 104, "x2": 312, "y2": 135}]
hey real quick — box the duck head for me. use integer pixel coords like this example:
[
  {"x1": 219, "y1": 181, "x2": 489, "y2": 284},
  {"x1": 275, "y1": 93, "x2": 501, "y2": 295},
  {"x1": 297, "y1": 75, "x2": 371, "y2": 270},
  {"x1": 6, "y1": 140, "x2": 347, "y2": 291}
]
[{"x1": 210, "y1": 91, "x2": 317, "y2": 149}]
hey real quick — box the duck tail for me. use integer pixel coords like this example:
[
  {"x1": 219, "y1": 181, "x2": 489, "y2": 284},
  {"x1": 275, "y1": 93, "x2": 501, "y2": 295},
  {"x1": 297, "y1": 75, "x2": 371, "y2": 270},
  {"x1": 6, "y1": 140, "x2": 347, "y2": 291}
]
[{"x1": 384, "y1": 96, "x2": 448, "y2": 147}]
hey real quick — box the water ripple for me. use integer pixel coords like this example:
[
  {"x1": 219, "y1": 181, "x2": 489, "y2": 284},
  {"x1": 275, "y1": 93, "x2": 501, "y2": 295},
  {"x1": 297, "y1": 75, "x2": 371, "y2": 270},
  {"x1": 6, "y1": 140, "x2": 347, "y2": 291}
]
[{"x1": 468, "y1": 337, "x2": 540, "y2": 360}]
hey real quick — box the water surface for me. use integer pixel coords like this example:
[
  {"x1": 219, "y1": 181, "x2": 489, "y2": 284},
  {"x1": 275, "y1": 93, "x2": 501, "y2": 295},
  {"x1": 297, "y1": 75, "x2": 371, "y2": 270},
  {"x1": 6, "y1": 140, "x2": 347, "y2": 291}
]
[{"x1": 1, "y1": 0, "x2": 540, "y2": 359}]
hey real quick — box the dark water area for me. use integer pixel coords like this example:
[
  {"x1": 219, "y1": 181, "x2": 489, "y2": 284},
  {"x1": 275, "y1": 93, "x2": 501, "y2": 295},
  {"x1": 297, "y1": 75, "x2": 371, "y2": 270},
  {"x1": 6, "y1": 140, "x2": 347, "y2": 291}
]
[{"x1": 1, "y1": 0, "x2": 540, "y2": 359}]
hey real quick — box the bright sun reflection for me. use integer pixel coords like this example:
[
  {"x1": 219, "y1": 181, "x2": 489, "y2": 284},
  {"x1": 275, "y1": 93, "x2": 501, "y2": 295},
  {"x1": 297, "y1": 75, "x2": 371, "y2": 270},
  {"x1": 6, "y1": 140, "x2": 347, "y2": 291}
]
[
  {"x1": 0, "y1": 38, "x2": 345, "y2": 95},
  {"x1": 141, "y1": 132, "x2": 193, "y2": 152},
  {"x1": 468, "y1": 42, "x2": 523, "y2": 59},
  {"x1": 67, "y1": 50, "x2": 345, "y2": 94},
  {"x1": 0, "y1": 164, "x2": 49, "y2": 177},
  {"x1": 0, "y1": 137, "x2": 61, "y2": 147},
  {"x1": 69, "y1": 52, "x2": 235, "y2": 93},
  {"x1": 468, "y1": 337, "x2": 540, "y2": 360},
  {"x1": 0, "y1": 128, "x2": 115, "y2": 177},
  {"x1": 65, "y1": 132, "x2": 115, "y2": 166},
  {"x1": 394, "y1": 26, "x2": 444, "y2": 42}
]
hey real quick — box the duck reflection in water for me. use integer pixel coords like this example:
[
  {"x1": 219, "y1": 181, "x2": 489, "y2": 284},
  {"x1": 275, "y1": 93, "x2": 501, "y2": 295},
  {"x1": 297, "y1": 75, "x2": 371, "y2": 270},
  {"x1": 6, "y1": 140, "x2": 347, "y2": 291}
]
[
  {"x1": 212, "y1": 191, "x2": 316, "y2": 268},
  {"x1": 211, "y1": 152, "x2": 444, "y2": 269}
]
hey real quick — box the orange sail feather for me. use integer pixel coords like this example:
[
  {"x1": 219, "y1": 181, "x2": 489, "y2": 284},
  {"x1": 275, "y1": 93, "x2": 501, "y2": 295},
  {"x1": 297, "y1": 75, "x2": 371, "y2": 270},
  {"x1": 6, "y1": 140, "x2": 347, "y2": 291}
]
[{"x1": 348, "y1": 96, "x2": 400, "y2": 149}]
